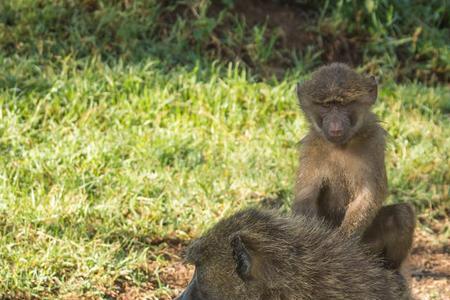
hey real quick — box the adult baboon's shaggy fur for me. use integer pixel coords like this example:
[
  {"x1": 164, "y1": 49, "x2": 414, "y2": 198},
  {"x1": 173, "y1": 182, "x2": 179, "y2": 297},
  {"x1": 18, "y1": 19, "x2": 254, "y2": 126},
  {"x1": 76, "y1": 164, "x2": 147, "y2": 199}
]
[{"x1": 177, "y1": 208, "x2": 411, "y2": 300}]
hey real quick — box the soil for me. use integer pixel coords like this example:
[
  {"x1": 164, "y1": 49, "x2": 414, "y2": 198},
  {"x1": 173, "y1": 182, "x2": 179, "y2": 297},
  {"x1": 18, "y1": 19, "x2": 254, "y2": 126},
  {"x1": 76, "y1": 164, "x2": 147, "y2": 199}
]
[
  {"x1": 229, "y1": 0, "x2": 364, "y2": 66},
  {"x1": 409, "y1": 228, "x2": 450, "y2": 300}
]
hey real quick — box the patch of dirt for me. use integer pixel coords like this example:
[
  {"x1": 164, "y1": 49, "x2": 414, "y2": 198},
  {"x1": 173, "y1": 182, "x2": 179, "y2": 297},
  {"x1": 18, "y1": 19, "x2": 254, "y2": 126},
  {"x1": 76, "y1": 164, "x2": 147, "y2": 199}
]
[
  {"x1": 103, "y1": 243, "x2": 193, "y2": 300},
  {"x1": 232, "y1": 0, "x2": 314, "y2": 50},
  {"x1": 156, "y1": 259, "x2": 194, "y2": 299},
  {"x1": 230, "y1": 0, "x2": 363, "y2": 66},
  {"x1": 410, "y1": 229, "x2": 450, "y2": 300},
  {"x1": 148, "y1": 242, "x2": 194, "y2": 299}
]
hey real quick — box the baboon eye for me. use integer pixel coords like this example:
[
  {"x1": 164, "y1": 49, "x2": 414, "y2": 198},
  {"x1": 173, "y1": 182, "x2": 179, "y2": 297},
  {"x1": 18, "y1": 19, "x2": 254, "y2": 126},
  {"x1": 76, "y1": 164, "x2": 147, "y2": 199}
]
[{"x1": 323, "y1": 100, "x2": 344, "y2": 107}]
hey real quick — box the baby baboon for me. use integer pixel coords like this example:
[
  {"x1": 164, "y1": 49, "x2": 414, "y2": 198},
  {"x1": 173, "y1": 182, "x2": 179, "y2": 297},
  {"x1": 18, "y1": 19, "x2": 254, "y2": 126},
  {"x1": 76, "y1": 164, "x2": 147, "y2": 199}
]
[
  {"x1": 293, "y1": 63, "x2": 415, "y2": 268},
  {"x1": 176, "y1": 208, "x2": 410, "y2": 300},
  {"x1": 293, "y1": 63, "x2": 386, "y2": 234}
]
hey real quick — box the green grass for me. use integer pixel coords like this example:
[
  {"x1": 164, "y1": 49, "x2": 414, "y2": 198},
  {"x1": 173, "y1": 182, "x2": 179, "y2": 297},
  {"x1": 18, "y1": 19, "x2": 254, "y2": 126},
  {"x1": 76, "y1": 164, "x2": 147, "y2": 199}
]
[
  {"x1": 1, "y1": 0, "x2": 448, "y2": 82},
  {"x1": 0, "y1": 0, "x2": 449, "y2": 298}
]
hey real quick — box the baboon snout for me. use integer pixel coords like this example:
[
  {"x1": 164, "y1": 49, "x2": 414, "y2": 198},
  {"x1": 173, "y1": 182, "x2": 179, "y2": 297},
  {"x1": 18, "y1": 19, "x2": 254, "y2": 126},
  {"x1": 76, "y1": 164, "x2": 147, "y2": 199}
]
[
  {"x1": 322, "y1": 111, "x2": 351, "y2": 144},
  {"x1": 329, "y1": 121, "x2": 344, "y2": 137}
]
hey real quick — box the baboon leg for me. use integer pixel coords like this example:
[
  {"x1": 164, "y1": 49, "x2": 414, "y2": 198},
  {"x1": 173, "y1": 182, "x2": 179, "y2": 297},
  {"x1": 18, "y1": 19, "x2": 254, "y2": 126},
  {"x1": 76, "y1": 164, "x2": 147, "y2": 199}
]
[{"x1": 362, "y1": 203, "x2": 416, "y2": 269}]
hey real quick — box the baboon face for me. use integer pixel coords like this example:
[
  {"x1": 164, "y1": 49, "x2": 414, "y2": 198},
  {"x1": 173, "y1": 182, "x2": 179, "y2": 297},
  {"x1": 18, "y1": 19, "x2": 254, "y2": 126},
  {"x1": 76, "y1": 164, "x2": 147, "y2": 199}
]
[
  {"x1": 297, "y1": 63, "x2": 378, "y2": 145},
  {"x1": 176, "y1": 234, "x2": 265, "y2": 300},
  {"x1": 308, "y1": 100, "x2": 360, "y2": 144}
]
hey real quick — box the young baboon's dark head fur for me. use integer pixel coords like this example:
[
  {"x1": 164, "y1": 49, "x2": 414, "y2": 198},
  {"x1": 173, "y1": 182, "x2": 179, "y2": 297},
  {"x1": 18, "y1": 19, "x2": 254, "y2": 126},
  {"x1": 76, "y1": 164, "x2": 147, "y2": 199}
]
[
  {"x1": 176, "y1": 208, "x2": 410, "y2": 300},
  {"x1": 297, "y1": 63, "x2": 378, "y2": 145}
]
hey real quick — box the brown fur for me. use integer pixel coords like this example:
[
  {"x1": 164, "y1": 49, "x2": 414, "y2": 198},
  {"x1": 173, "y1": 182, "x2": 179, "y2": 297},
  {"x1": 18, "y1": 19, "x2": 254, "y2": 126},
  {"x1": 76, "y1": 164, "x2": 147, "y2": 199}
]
[
  {"x1": 362, "y1": 203, "x2": 416, "y2": 270},
  {"x1": 293, "y1": 63, "x2": 415, "y2": 268},
  {"x1": 176, "y1": 208, "x2": 411, "y2": 300}
]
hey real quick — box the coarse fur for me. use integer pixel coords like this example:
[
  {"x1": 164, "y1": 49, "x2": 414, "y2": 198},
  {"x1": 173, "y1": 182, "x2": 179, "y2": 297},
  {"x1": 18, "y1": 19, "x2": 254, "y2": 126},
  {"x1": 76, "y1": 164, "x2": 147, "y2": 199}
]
[
  {"x1": 293, "y1": 63, "x2": 415, "y2": 268},
  {"x1": 362, "y1": 203, "x2": 416, "y2": 270},
  {"x1": 176, "y1": 208, "x2": 411, "y2": 300}
]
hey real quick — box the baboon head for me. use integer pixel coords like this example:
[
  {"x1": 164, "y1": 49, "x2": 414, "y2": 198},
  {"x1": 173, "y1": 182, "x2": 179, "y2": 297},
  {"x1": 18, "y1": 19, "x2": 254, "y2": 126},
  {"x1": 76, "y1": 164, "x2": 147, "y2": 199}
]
[
  {"x1": 297, "y1": 63, "x2": 378, "y2": 145},
  {"x1": 176, "y1": 209, "x2": 299, "y2": 300}
]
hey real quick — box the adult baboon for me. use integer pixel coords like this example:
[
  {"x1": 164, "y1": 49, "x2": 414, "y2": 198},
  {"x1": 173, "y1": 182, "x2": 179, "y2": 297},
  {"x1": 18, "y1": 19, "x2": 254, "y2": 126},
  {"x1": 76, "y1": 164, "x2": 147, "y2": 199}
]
[{"x1": 176, "y1": 208, "x2": 410, "y2": 300}]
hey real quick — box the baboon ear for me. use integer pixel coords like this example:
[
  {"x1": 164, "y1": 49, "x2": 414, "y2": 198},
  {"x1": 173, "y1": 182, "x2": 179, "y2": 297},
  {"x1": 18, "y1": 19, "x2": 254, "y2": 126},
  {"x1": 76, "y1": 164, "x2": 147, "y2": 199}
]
[
  {"x1": 230, "y1": 233, "x2": 253, "y2": 281},
  {"x1": 366, "y1": 75, "x2": 378, "y2": 104}
]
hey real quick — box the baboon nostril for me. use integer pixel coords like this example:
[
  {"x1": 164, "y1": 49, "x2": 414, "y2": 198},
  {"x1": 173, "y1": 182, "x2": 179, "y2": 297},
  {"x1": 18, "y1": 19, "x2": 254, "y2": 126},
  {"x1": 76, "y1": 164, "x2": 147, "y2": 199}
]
[{"x1": 330, "y1": 128, "x2": 343, "y2": 137}]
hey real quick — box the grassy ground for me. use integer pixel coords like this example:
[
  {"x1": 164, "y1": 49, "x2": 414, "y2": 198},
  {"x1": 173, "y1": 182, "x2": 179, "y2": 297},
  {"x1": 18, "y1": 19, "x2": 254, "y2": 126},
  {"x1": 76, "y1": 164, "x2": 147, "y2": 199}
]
[{"x1": 0, "y1": 1, "x2": 449, "y2": 299}]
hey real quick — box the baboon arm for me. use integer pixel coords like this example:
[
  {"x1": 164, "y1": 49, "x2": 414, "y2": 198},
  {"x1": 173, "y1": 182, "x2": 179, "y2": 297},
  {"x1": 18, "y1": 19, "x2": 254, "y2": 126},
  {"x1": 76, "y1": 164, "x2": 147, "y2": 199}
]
[
  {"x1": 292, "y1": 180, "x2": 321, "y2": 216},
  {"x1": 340, "y1": 185, "x2": 381, "y2": 236}
]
